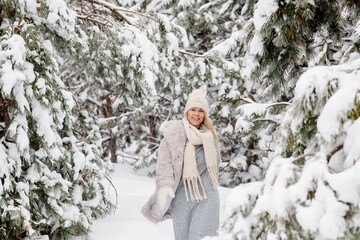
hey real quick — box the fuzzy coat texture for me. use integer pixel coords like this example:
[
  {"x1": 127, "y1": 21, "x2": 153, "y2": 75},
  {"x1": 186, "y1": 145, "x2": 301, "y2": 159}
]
[{"x1": 141, "y1": 120, "x2": 221, "y2": 223}]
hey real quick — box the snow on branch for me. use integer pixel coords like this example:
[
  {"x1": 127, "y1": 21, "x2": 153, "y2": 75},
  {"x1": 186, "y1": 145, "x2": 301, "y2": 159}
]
[
  {"x1": 14, "y1": 12, "x2": 26, "y2": 33},
  {"x1": 98, "y1": 108, "x2": 142, "y2": 123},
  {"x1": 252, "y1": 118, "x2": 280, "y2": 125},
  {"x1": 292, "y1": 153, "x2": 315, "y2": 164},
  {"x1": 87, "y1": 0, "x2": 156, "y2": 25},
  {"x1": 87, "y1": 0, "x2": 133, "y2": 25},
  {"x1": 265, "y1": 102, "x2": 289, "y2": 109},
  {"x1": 178, "y1": 49, "x2": 219, "y2": 59},
  {"x1": 86, "y1": 0, "x2": 219, "y2": 59},
  {"x1": 77, "y1": 14, "x2": 112, "y2": 26},
  {"x1": 113, "y1": 8, "x2": 157, "y2": 22},
  {"x1": 238, "y1": 101, "x2": 288, "y2": 119}
]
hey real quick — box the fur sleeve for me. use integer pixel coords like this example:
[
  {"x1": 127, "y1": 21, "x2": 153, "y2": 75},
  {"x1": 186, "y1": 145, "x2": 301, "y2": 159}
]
[{"x1": 155, "y1": 138, "x2": 175, "y2": 188}]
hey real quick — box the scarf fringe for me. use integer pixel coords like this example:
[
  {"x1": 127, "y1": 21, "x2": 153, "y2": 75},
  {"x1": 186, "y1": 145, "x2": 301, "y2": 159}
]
[
  {"x1": 207, "y1": 164, "x2": 219, "y2": 189},
  {"x1": 183, "y1": 176, "x2": 207, "y2": 202}
]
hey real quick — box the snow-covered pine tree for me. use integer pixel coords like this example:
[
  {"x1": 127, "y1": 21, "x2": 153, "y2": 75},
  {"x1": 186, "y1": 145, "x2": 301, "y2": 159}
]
[
  {"x1": 125, "y1": 0, "x2": 276, "y2": 185},
  {"x1": 168, "y1": 0, "x2": 273, "y2": 185},
  {"x1": 56, "y1": 0, "x2": 202, "y2": 168},
  {"x1": 203, "y1": 0, "x2": 360, "y2": 185},
  {"x1": 69, "y1": 0, "x2": 360, "y2": 188},
  {"x1": 56, "y1": 0, "x2": 157, "y2": 164},
  {"x1": 0, "y1": 1, "x2": 114, "y2": 238},
  {"x1": 130, "y1": 22, "x2": 242, "y2": 175},
  {"x1": 207, "y1": 1, "x2": 360, "y2": 239},
  {"x1": 111, "y1": 0, "x2": 257, "y2": 183},
  {"x1": 209, "y1": 57, "x2": 360, "y2": 240},
  {"x1": 62, "y1": 0, "x2": 245, "y2": 178}
]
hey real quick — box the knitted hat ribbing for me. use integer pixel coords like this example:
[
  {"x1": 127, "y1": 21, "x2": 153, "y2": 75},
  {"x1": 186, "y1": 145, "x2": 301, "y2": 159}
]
[{"x1": 184, "y1": 89, "x2": 209, "y2": 114}]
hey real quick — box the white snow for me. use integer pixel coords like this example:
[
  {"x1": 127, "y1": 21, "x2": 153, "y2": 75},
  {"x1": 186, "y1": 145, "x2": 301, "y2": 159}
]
[
  {"x1": 296, "y1": 199, "x2": 324, "y2": 232},
  {"x1": 235, "y1": 116, "x2": 253, "y2": 132},
  {"x1": 178, "y1": 0, "x2": 195, "y2": 8},
  {"x1": 1, "y1": 60, "x2": 26, "y2": 97},
  {"x1": 166, "y1": 32, "x2": 180, "y2": 56},
  {"x1": 89, "y1": 163, "x2": 231, "y2": 240},
  {"x1": 287, "y1": 58, "x2": 360, "y2": 142},
  {"x1": 238, "y1": 102, "x2": 268, "y2": 118},
  {"x1": 143, "y1": 68, "x2": 157, "y2": 95},
  {"x1": 317, "y1": 75, "x2": 360, "y2": 142},
  {"x1": 221, "y1": 123, "x2": 233, "y2": 135},
  {"x1": 253, "y1": 0, "x2": 278, "y2": 31},
  {"x1": 225, "y1": 181, "x2": 263, "y2": 216},
  {"x1": 249, "y1": 33, "x2": 263, "y2": 55},
  {"x1": 208, "y1": 30, "x2": 245, "y2": 57},
  {"x1": 343, "y1": 118, "x2": 360, "y2": 168},
  {"x1": 73, "y1": 151, "x2": 86, "y2": 180},
  {"x1": 220, "y1": 105, "x2": 230, "y2": 118},
  {"x1": 31, "y1": 98, "x2": 57, "y2": 147},
  {"x1": 316, "y1": 181, "x2": 348, "y2": 240},
  {"x1": 19, "y1": 0, "x2": 39, "y2": 17},
  {"x1": 325, "y1": 160, "x2": 360, "y2": 204}
]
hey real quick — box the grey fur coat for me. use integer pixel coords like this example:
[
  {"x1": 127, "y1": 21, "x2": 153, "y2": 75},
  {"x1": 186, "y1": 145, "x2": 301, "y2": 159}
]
[{"x1": 141, "y1": 120, "x2": 221, "y2": 223}]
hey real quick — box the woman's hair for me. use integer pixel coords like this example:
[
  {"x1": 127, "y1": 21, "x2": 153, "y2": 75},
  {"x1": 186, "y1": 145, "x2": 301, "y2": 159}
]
[
  {"x1": 185, "y1": 112, "x2": 219, "y2": 142},
  {"x1": 202, "y1": 114, "x2": 219, "y2": 142}
]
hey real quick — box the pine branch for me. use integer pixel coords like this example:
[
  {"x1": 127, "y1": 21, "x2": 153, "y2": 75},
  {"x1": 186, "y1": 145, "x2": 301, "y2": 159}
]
[
  {"x1": 14, "y1": 12, "x2": 26, "y2": 33},
  {"x1": 115, "y1": 8, "x2": 157, "y2": 22},
  {"x1": 292, "y1": 153, "x2": 315, "y2": 164},
  {"x1": 179, "y1": 50, "x2": 207, "y2": 58},
  {"x1": 87, "y1": 0, "x2": 133, "y2": 25},
  {"x1": 88, "y1": 0, "x2": 157, "y2": 23},
  {"x1": 231, "y1": 97, "x2": 254, "y2": 104},
  {"x1": 87, "y1": 0, "x2": 221, "y2": 59},
  {"x1": 265, "y1": 102, "x2": 290, "y2": 109},
  {"x1": 18, "y1": 12, "x2": 26, "y2": 26},
  {"x1": 292, "y1": 144, "x2": 343, "y2": 164},
  {"x1": 178, "y1": 49, "x2": 220, "y2": 60},
  {"x1": 117, "y1": 152, "x2": 140, "y2": 161},
  {"x1": 104, "y1": 175, "x2": 118, "y2": 208},
  {"x1": 326, "y1": 144, "x2": 343, "y2": 162},
  {"x1": 101, "y1": 137, "x2": 111, "y2": 143},
  {"x1": 256, "y1": 227, "x2": 266, "y2": 240},
  {"x1": 77, "y1": 14, "x2": 112, "y2": 26},
  {"x1": 86, "y1": 98, "x2": 102, "y2": 107},
  {"x1": 99, "y1": 108, "x2": 142, "y2": 122},
  {"x1": 252, "y1": 118, "x2": 280, "y2": 125}
]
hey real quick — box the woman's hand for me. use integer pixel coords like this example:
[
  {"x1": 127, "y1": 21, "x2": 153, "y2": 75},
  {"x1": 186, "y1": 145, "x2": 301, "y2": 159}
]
[{"x1": 157, "y1": 186, "x2": 175, "y2": 210}]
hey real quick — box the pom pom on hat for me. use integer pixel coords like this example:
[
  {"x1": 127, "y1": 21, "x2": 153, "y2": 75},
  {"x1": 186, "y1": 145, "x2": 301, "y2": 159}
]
[{"x1": 184, "y1": 89, "x2": 209, "y2": 114}]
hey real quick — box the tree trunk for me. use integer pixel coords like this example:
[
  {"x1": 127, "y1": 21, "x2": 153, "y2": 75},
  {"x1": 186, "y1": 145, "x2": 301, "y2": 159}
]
[{"x1": 102, "y1": 97, "x2": 117, "y2": 163}]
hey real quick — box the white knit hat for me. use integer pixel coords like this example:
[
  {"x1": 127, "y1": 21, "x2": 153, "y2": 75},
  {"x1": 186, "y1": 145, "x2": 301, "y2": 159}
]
[{"x1": 184, "y1": 89, "x2": 209, "y2": 114}]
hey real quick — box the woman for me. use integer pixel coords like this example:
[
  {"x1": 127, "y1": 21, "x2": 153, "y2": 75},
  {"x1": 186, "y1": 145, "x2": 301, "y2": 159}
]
[{"x1": 142, "y1": 89, "x2": 221, "y2": 240}]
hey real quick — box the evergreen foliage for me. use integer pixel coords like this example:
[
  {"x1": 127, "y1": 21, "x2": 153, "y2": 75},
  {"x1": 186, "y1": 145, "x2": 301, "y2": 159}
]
[
  {"x1": 0, "y1": 0, "x2": 115, "y2": 238},
  {"x1": 206, "y1": 0, "x2": 360, "y2": 239},
  {"x1": 2, "y1": 0, "x2": 360, "y2": 238},
  {"x1": 211, "y1": 58, "x2": 360, "y2": 240}
]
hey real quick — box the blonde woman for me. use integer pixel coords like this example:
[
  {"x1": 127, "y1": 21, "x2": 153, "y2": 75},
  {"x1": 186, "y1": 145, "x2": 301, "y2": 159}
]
[{"x1": 142, "y1": 89, "x2": 221, "y2": 240}]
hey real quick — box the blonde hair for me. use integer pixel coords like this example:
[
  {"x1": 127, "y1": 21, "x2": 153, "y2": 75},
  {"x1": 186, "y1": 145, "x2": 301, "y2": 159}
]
[{"x1": 185, "y1": 112, "x2": 219, "y2": 142}]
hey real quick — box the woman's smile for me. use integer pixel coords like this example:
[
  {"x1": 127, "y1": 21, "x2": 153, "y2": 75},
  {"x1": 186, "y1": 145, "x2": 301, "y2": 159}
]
[{"x1": 187, "y1": 107, "x2": 205, "y2": 128}]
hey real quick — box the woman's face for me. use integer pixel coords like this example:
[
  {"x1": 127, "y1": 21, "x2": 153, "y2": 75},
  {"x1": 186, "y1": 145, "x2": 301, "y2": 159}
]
[{"x1": 187, "y1": 107, "x2": 205, "y2": 128}]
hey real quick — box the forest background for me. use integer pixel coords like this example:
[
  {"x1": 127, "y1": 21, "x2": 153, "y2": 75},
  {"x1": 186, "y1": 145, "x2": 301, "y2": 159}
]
[{"x1": 1, "y1": 0, "x2": 360, "y2": 239}]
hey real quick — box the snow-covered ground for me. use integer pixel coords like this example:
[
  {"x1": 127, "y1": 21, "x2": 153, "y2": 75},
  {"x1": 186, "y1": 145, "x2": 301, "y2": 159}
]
[{"x1": 88, "y1": 163, "x2": 231, "y2": 240}]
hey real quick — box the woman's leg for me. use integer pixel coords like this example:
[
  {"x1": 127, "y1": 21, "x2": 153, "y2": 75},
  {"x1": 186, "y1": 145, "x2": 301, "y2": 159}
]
[
  {"x1": 188, "y1": 193, "x2": 220, "y2": 240},
  {"x1": 171, "y1": 183, "x2": 195, "y2": 240},
  {"x1": 172, "y1": 207, "x2": 192, "y2": 240}
]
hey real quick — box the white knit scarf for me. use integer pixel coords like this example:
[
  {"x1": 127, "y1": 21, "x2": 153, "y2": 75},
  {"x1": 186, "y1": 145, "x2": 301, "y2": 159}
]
[{"x1": 182, "y1": 117, "x2": 219, "y2": 202}]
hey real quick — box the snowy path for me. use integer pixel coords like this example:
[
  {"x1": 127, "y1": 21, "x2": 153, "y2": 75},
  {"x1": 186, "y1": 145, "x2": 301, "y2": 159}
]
[{"x1": 88, "y1": 164, "x2": 231, "y2": 240}]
